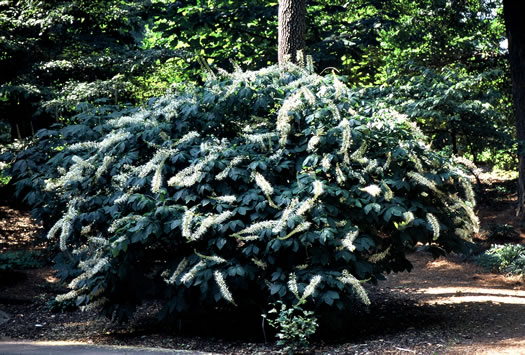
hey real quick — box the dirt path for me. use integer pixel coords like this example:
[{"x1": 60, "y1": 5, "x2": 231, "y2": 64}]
[
  {"x1": 0, "y1": 341, "x2": 211, "y2": 354},
  {"x1": 375, "y1": 252, "x2": 525, "y2": 354},
  {"x1": 0, "y1": 205, "x2": 43, "y2": 251}
]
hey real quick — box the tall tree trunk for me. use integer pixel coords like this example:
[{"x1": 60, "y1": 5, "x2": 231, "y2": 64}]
[
  {"x1": 503, "y1": 0, "x2": 525, "y2": 217},
  {"x1": 278, "y1": 0, "x2": 306, "y2": 65}
]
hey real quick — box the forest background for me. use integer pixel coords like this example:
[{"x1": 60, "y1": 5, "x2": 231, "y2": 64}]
[{"x1": 0, "y1": 0, "x2": 513, "y2": 167}]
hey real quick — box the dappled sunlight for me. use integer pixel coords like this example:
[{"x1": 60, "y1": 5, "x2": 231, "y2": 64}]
[
  {"x1": 417, "y1": 287, "x2": 525, "y2": 305},
  {"x1": 425, "y1": 258, "x2": 465, "y2": 271},
  {"x1": 454, "y1": 338, "x2": 525, "y2": 355},
  {"x1": 30, "y1": 341, "x2": 87, "y2": 346},
  {"x1": 45, "y1": 275, "x2": 59, "y2": 283},
  {"x1": 383, "y1": 252, "x2": 525, "y2": 293},
  {"x1": 387, "y1": 271, "x2": 518, "y2": 289},
  {"x1": 420, "y1": 287, "x2": 525, "y2": 297}
]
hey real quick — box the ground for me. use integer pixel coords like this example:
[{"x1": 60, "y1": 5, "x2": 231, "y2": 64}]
[{"x1": 1, "y1": 177, "x2": 525, "y2": 354}]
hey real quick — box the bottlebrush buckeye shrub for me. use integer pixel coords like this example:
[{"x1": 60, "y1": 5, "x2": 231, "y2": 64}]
[{"x1": 23, "y1": 63, "x2": 479, "y2": 321}]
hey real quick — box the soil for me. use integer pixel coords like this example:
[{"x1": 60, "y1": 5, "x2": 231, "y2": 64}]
[{"x1": 2, "y1": 178, "x2": 525, "y2": 354}]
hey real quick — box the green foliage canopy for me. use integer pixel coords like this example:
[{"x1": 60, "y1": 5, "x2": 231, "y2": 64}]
[
  {"x1": 1, "y1": 0, "x2": 512, "y2": 169},
  {"x1": 141, "y1": 0, "x2": 512, "y2": 166},
  {"x1": 0, "y1": 0, "x2": 186, "y2": 139}
]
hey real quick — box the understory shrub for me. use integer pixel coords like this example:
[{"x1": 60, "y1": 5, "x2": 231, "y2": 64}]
[
  {"x1": 263, "y1": 300, "x2": 318, "y2": 354},
  {"x1": 483, "y1": 223, "x2": 519, "y2": 243},
  {"x1": 5, "y1": 63, "x2": 478, "y2": 323},
  {"x1": 0, "y1": 250, "x2": 43, "y2": 271},
  {"x1": 359, "y1": 65, "x2": 513, "y2": 166},
  {"x1": 476, "y1": 244, "x2": 525, "y2": 276}
]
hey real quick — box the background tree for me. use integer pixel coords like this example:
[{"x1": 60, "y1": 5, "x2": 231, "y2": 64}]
[
  {"x1": 119, "y1": 0, "x2": 516, "y2": 169},
  {"x1": 503, "y1": 0, "x2": 525, "y2": 216},
  {"x1": 278, "y1": 0, "x2": 306, "y2": 64}
]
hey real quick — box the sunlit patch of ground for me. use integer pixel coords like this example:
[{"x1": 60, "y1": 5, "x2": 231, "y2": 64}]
[
  {"x1": 380, "y1": 251, "x2": 525, "y2": 354},
  {"x1": 0, "y1": 205, "x2": 43, "y2": 251},
  {"x1": 453, "y1": 339, "x2": 525, "y2": 355},
  {"x1": 418, "y1": 286, "x2": 525, "y2": 305}
]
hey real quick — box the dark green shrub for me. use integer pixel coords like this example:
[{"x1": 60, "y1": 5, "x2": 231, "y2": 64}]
[
  {"x1": 48, "y1": 297, "x2": 78, "y2": 313},
  {"x1": 484, "y1": 223, "x2": 519, "y2": 243},
  {"x1": 0, "y1": 250, "x2": 44, "y2": 271},
  {"x1": 0, "y1": 103, "x2": 139, "y2": 224},
  {"x1": 8, "y1": 64, "x2": 478, "y2": 322},
  {"x1": 476, "y1": 244, "x2": 525, "y2": 276},
  {"x1": 360, "y1": 65, "x2": 513, "y2": 165}
]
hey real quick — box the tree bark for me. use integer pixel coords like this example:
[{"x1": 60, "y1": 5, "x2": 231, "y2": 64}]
[
  {"x1": 278, "y1": 0, "x2": 306, "y2": 65},
  {"x1": 503, "y1": 0, "x2": 525, "y2": 217}
]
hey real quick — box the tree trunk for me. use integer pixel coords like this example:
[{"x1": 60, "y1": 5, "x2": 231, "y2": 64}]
[
  {"x1": 278, "y1": 0, "x2": 306, "y2": 65},
  {"x1": 503, "y1": 0, "x2": 525, "y2": 217}
]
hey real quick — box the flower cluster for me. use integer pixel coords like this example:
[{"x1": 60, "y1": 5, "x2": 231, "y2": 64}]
[
  {"x1": 301, "y1": 275, "x2": 322, "y2": 301},
  {"x1": 215, "y1": 156, "x2": 246, "y2": 181},
  {"x1": 168, "y1": 154, "x2": 216, "y2": 187},
  {"x1": 337, "y1": 270, "x2": 370, "y2": 306},
  {"x1": 180, "y1": 260, "x2": 206, "y2": 284},
  {"x1": 254, "y1": 172, "x2": 273, "y2": 195},
  {"x1": 183, "y1": 211, "x2": 233, "y2": 242},
  {"x1": 426, "y1": 213, "x2": 440, "y2": 240},
  {"x1": 164, "y1": 258, "x2": 189, "y2": 285},
  {"x1": 341, "y1": 229, "x2": 359, "y2": 252},
  {"x1": 296, "y1": 180, "x2": 323, "y2": 217},
  {"x1": 214, "y1": 271, "x2": 236, "y2": 305},
  {"x1": 47, "y1": 201, "x2": 79, "y2": 251}
]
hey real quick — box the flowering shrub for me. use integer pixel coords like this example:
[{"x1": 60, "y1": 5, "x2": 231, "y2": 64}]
[{"x1": 4, "y1": 63, "x2": 478, "y2": 322}]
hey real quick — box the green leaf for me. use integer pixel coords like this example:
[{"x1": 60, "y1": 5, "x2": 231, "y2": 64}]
[
  {"x1": 270, "y1": 283, "x2": 282, "y2": 295},
  {"x1": 364, "y1": 203, "x2": 381, "y2": 215},
  {"x1": 322, "y1": 290, "x2": 340, "y2": 305},
  {"x1": 383, "y1": 206, "x2": 406, "y2": 222}
]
